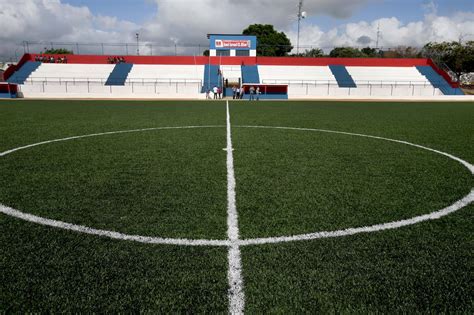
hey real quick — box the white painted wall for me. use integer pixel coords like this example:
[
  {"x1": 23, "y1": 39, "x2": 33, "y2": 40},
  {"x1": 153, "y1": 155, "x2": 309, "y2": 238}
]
[
  {"x1": 19, "y1": 81, "x2": 202, "y2": 98},
  {"x1": 16, "y1": 63, "x2": 470, "y2": 100}
]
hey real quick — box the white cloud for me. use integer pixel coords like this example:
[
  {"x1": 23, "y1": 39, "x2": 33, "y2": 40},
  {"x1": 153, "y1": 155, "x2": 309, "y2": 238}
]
[
  {"x1": 0, "y1": 0, "x2": 370, "y2": 59},
  {"x1": 0, "y1": 0, "x2": 472, "y2": 60},
  {"x1": 138, "y1": 0, "x2": 371, "y2": 46},
  {"x1": 0, "y1": 0, "x2": 139, "y2": 59},
  {"x1": 287, "y1": 11, "x2": 474, "y2": 53}
]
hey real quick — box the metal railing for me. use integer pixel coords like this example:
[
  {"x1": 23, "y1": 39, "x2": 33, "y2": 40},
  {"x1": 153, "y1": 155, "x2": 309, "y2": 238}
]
[
  {"x1": 284, "y1": 83, "x2": 443, "y2": 97},
  {"x1": 18, "y1": 41, "x2": 210, "y2": 57},
  {"x1": 11, "y1": 74, "x2": 452, "y2": 90},
  {"x1": 18, "y1": 80, "x2": 203, "y2": 94},
  {"x1": 17, "y1": 78, "x2": 451, "y2": 97},
  {"x1": 13, "y1": 76, "x2": 202, "y2": 86},
  {"x1": 261, "y1": 79, "x2": 450, "y2": 87}
]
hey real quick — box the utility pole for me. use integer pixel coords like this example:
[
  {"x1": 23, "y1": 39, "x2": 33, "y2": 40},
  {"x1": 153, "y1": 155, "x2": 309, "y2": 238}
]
[
  {"x1": 136, "y1": 33, "x2": 140, "y2": 55},
  {"x1": 297, "y1": 0, "x2": 306, "y2": 55},
  {"x1": 376, "y1": 23, "x2": 381, "y2": 50}
]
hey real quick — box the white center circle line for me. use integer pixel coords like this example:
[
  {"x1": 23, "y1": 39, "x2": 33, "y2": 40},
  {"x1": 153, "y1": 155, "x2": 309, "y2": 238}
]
[{"x1": 0, "y1": 125, "x2": 472, "y2": 248}]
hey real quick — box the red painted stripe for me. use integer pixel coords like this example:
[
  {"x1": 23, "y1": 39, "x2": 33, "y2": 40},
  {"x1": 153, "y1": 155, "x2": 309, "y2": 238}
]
[
  {"x1": 427, "y1": 59, "x2": 459, "y2": 88},
  {"x1": 256, "y1": 57, "x2": 431, "y2": 67},
  {"x1": 23, "y1": 54, "x2": 433, "y2": 66},
  {"x1": 3, "y1": 54, "x2": 32, "y2": 81},
  {"x1": 24, "y1": 54, "x2": 433, "y2": 67}
]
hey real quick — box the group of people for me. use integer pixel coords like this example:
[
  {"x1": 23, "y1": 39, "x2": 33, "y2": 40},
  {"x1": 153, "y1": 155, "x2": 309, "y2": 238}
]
[
  {"x1": 246, "y1": 86, "x2": 261, "y2": 101},
  {"x1": 232, "y1": 86, "x2": 245, "y2": 99},
  {"x1": 206, "y1": 86, "x2": 223, "y2": 99},
  {"x1": 34, "y1": 55, "x2": 68, "y2": 63},
  {"x1": 206, "y1": 85, "x2": 262, "y2": 100},
  {"x1": 107, "y1": 56, "x2": 126, "y2": 64}
]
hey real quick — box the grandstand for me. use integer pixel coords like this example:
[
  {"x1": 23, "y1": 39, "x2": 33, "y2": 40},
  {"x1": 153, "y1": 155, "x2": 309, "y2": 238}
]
[
  {"x1": 2, "y1": 35, "x2": 467, "y2": 100},
  {"x1": 4, "y1": 54, "x2": 466, "y2": 100}
]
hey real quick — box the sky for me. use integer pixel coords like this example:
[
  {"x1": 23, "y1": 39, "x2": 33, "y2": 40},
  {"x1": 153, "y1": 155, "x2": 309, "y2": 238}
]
[{"x1": 0, "y1": 0, "x2": 473, "y2": 60}]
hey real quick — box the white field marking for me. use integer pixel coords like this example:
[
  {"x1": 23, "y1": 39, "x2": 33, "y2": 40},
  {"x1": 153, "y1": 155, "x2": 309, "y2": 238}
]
[
  {"x1": 235, "y1": 125, "x2": 474, "y2": 174},
  {"x1": 0, "y1": 204, "x2": 230, "y2": 246},
  {"x1": 233, "y1": 125, "x2": 474, "y2": 246},
  {"x1": 0, "y1": 125, "x2": 225, "y2": 157},
  {"x1": 0, "y1": 124, "x2": 472, "y2": 248},
  {"x1": 238, "y1": 189, "x2": 474, "y2": 246},
  {"x1": 226, "y1": 101, "x2": 245, "y2": 315},
  {"x1": 0, "y1": 125, "x2": 230, "y2": 247}
]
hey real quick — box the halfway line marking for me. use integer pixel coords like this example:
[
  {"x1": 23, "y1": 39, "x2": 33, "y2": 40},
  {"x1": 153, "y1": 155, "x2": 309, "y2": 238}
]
[{"x1": 226, "y1": 101, "x2": 245, "y2": 314}]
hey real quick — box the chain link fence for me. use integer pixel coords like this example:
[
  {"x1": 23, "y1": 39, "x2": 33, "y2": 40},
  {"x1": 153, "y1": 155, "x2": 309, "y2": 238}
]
[{"x1": 3, "y1": 41, "x2": 429, "y2": 59}]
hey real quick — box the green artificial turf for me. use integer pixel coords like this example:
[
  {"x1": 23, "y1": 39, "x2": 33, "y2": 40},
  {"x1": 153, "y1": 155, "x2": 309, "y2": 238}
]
[
  {"x1": 233, "y1": 126, "x2": 472, "y2": 238},
  {"x1": 242, "y1": 204, "x2": 474, "y2": 313},
  {"x1": 0, "y1": 100, "x2": 472, "y2": 312},
  {"x1": 0, "y1": 128, "x2": 228, "y2": 239},
  {"x1": 0, "y1": 215, "x2": 229, "y2": 313}
]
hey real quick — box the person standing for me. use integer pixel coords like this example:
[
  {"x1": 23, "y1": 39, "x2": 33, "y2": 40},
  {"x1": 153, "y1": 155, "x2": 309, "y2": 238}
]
[
  {"x1": 232, "y1": 85, "x2": 237, "y2": 99},
  {"x1": 240, "y1": 86, "x2": 244, "y2": 99},
  {"x1": 249, "y1": 86, "x2": 255, "y2": 101},
  {"x1": 213, "y1": 86, "x2": 218, "y2": 99},
  {"x1": 256, "y1": 86, "x2": 261, "y2": 101},
  {"x1": 235, "y1": 87, "x2": 240, "y2": 100}
]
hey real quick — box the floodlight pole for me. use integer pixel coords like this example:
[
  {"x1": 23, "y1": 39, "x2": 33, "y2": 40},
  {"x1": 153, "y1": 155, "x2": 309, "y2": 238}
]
[
  {"x1": 376, "y1": 23, "x2": 381, "y2": 50},
  {"x1": 297, "y1": 0, "x2": 304, "y2": 55},
  {"x1": 136, "y1": 33, "x2": 140, "y2": 56}
]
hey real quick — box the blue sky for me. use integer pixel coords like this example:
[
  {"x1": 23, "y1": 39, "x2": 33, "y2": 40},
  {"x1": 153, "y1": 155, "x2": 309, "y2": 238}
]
[{"x1": 62, "y1": 0, "x2": 473, "y2": 30}]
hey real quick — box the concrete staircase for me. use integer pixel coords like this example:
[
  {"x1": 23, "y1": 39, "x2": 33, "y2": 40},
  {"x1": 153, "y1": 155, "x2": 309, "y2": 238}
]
[
  {"x1": 416, "y1": 66, "x2": 464, "y2": 95},
  {"x1": 329, "y1": 65, "x2": 357, "y2": 88},
  {"x1": 7, "y1": 62, "x2": 41, "y2": 84},
  {"x1": 105, "y1": 63, "x2": 133, "y2": 86}
]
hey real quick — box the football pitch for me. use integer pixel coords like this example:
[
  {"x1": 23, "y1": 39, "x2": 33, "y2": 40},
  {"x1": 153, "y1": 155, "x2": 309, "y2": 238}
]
[{"x1": 1, "y1": 99, "x2": 473, "y2": 313}]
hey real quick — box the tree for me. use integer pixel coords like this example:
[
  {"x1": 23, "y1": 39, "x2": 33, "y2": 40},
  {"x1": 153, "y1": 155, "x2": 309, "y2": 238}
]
[
  {"x1": 242, "y1": 24, "x2": 292, "y2": 56},
  {"x1": 329, "y1": 47, "x2": 365, "y2": 58},
  {"x1": 462, "y1": 41, "x2": 474, "y2": 75},
  {"x1": 422, "y1": 41, "x2": 474, "y2": 77},
  {"x1": 360, "y1": 47, "x2": 378, "y2": 58},
  {"x1": 291, "y1": 48, "x2": 325, "y2": 58},
  {"x1": 203, "y1": 49, "x2": 210, "y2": 57},
  {"x1": 392, "y1": 46, "x2": 421, "y2": 58},
  {"x1": 304, "y1": 48, "x2": 325, "y2": 57},
  {"x1": 43, "y1": 48, "x2": 74, "y2": 55}
]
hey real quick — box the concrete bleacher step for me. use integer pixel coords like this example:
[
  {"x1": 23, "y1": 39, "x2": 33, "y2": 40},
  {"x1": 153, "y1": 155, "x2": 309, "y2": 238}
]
[
  {"x1": 416, "y1": 66, "x2": 464, "y2": 95},
  {"x1": 221, "y1": 65, "x2": 242, "y2": 81},
  {"x1": 202, "y1": 64, "x2": 221, "y2": 92},
  {"x1": 105, "y1": 63, "x2": 133, "y2": 86},
  {"x1": 329, "y1": 65, "x2": 357, "y2": 88},
  {"x1": 241, "y1": 65, "x2": 260, "y2": 84},
  {"x1": 7, "y1": 62, "x2": 41, "y2": 84}
]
